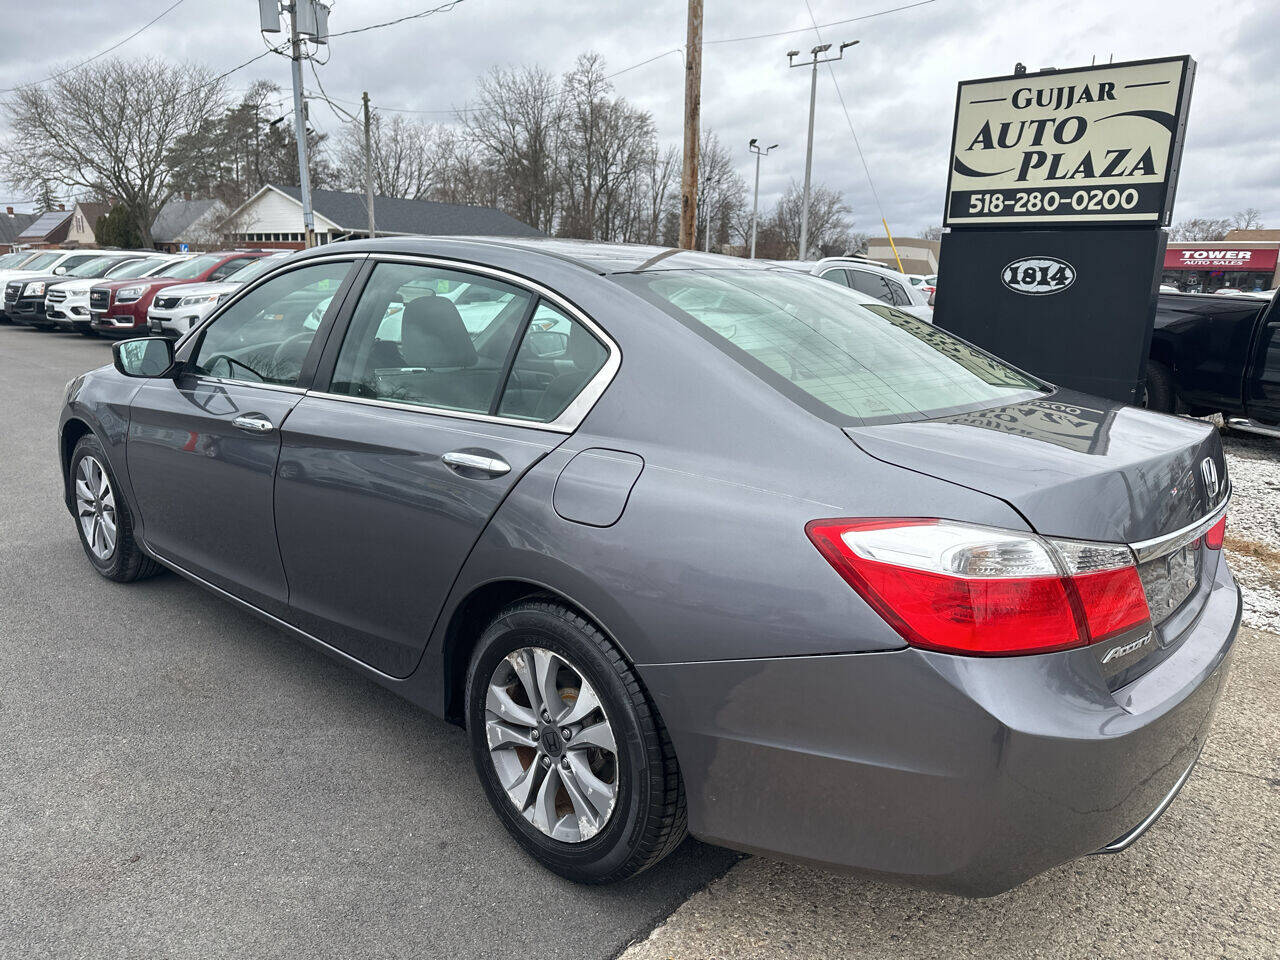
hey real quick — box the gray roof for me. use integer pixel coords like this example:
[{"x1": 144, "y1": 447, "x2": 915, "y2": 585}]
[
  {"x1": 16, "y1": 209, "x2": 72, "y2": 242},
  {"x1": 0, "y1": 211, "x2": 37, "y2": 245},
  {"x1": 270, "y1": 185, "x2": 544, "y2": 238},
  {"x1": 151, "y1": 198, "x2": 223, "y2": 242}
]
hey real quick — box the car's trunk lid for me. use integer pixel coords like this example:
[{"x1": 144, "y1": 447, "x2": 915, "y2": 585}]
[{"x1": 846, "y1": 392, "x2": 1229, "y2": 684}]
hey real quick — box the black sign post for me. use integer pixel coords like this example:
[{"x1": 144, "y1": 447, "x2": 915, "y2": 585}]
[{"x1": 933, "y1": 56, "x2": 1195, "y2": 404}]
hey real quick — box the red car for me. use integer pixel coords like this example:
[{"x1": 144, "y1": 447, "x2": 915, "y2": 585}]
[{"x1": 89, "y1": 251, "x2": 270, "y2": 337}]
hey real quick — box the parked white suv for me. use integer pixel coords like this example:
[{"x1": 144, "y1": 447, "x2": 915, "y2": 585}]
[
  {"x1": 148, "y1": 251, "x2": 293, "y2": 338},
  {"x1": 0, "y1": 250, "x2": 110, "y2": 320},
  {"x1": 47, "y1": 254, "x2": 184, "y2": 335},
  {"x1": 808, "y1": 258, "x2": 933, "y2": 321}
]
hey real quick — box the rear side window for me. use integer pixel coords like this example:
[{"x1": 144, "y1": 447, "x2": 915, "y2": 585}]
[
  {"x1": 497, "y1": 302, "x2": 608, "y2": 422},
  {"x1": 846, "y1": 269, "x2": 895, "y2": 304},
  {"x1": 329, "y1": 262, "x2": 534, "y2": 415},
  {"x1": 618, "y1": 269, "x2": 1044, "y2": 425},
  {"x1": 884, "y1": 279, "x2": 912, "y2": 307}
]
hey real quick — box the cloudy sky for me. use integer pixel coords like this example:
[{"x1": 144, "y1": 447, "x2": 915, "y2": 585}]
[{"x1": 2, "y1": 0, "x2": 1278, "y2": 235}]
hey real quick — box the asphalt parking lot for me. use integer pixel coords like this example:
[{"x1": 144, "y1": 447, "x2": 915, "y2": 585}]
[
  {"x1": 0, "y1": 324, "x2": 737, "y2": 959},
  {"x1": 4, "y1": 323, "x2": 1278, "y2": 959}
]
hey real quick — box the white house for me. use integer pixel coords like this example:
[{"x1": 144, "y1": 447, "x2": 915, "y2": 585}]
[{"x1": 220, "y1": 184, "x2": 543, "y2": 250}]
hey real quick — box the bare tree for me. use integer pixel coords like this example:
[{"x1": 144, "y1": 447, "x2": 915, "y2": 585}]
[
  {"x1": 767, "y1": 180, "x2": 853, "y2": 258},
  {"x1": 1, "y1": 58, "x2": 227, "y2": 240},
  {"x1": 639, "y1": 145, "x2": 679, "y2": 244},
  {"x1": 465, "y1": 65, "x2": 562, "y2": 232},
  {"x1": 1231, "y1": 208, "x2": 1264, "y2": 231},
  {"x1": 425, "y1": 127, "x2": 502, "y2": 208},
  {"x1": 1169, "y1": 217, "x2": 1233, "y2": 241},
  {"x1": 336, "y1": 111, "x2": 440, "y2": 200},
  {"x1": 919, "y1": 224, "x2": 943, "y2": 241},
  {"x1": 557, "y1": 53, "x2": 656, "y2": 242}
]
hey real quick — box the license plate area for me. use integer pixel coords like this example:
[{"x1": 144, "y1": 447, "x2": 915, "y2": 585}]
[{"x1": 1137, "y1": 538, "x2": 1203, "y2": 624}]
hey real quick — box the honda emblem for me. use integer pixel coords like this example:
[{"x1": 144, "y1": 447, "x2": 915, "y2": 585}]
[{"x1": 1200, "y1": 458, "x2": 1219, "y2": 500}]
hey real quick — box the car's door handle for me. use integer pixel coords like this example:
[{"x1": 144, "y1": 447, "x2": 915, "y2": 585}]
[
  {"x1": 442, "y1": 451, "x2": 511, "y2": 477},
  {"x1": 231, "y1": 414, "x2": 275, "y2": 434}
]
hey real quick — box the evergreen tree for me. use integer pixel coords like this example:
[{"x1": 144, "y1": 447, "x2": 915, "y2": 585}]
[{"x1": 94, "y1": 205, "x2": 146, "y2": 249}]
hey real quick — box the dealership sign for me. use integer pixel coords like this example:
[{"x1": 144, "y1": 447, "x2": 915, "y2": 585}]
[
  {"x1": 1001, "y1": 256, "x2": 1076, "y2": 295},
  {"x1": 944, "y1": 56, "x2": 1195, "y2": 227},
  {"x1": 1163, "y1": 247, "x2": 1280, "y2": 271}
]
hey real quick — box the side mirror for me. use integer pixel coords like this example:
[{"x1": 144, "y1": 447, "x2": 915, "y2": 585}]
[
  {"x1": 112, "y1": 337, "x2": 176, "y2": 378},
  {"x1": 53, "y1": 266, "x2": 67, "y2": 275}
]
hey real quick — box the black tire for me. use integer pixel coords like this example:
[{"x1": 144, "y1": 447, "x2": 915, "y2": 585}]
[
  {"x1": 465, "y1": 598, "x2": 686, "y2": 883},
  {"x1": 69, "y1": 434, "x2": 161, "y2": 582},
  {"x1": 1143, "y1": 360, "x2": 1177, "y2": 413}
]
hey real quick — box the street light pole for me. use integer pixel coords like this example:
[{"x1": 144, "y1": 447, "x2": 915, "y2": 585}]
[
  {"x1": 748, "y1": 139, "x2": 777, "y2": 259},
  {"x1": 362, "y1": 91, "x2": 375, "y2": 237},
  {"x1": 788, "y1": 41, "x2": 857, "y2": 259}
]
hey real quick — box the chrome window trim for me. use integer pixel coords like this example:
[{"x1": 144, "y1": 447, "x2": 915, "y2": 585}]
[
  {"x1": 314, "y1": 252, "x2": 621, "y2": 434},
  {"x1": 189, "y1": 375, "x2": 307, "y2": 396},
  {"x1": 1129, "y1": 487, "x2": 1230, "y2": 563},
  {"x1": 175, "y1": 252, "x2": 368, "y2": 352},
  {"x1": 303, "y1": 389, "x2": 574, "y2": 433}
]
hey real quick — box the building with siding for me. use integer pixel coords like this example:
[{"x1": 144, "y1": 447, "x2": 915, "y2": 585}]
[
  {"x1": 150, "y1": 198, "x2": 231, "y2": 252},
  {"x1": 220, "y1": 184, "x2": 543, "y2": 249}
]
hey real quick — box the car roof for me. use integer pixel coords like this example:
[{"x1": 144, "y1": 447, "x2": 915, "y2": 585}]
[
  {"x1": 296, "y1": 236, "x2": 783, "y2": 276},
  {"x1": 813, "y1": 258, "x2": 906, "y2": 279}
]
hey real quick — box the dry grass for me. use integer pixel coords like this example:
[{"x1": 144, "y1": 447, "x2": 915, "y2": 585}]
[{"x1": 1224, "y1": 534, "x2": 1280, "y2": 572}]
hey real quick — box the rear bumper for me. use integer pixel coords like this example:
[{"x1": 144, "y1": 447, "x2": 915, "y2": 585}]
[{"x1": 640, "y1": 557, "x2": 1240, "y2": 897}]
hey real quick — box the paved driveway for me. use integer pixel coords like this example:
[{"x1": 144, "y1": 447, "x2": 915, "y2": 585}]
[{"x1": 0, "y1": 325, "x2": 736, "y2": 960}]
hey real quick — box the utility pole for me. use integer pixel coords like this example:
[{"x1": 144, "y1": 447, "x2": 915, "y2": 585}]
[
  {"x1": 288, "y1": 1, "x2": 317, "y2": 248},
  {"x1": 678, "y1": 0, "x2": 702, "y2": 249},
  {"x1": 788, "y1": 41, "x2": 857, "y2": 259},
  {"x1": 748, "y1": 139, "x2": 777, "y2": 259},
  {"x1": 362, "y1": 91, "x2": 375, "y2": 238}
]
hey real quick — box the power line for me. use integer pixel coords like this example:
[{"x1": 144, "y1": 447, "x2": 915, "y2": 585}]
[
  {"x1": 324, "y1": 0, "x2": 471, "y2": 40},
  {"x1": 0, "y1": 0, "x2": 189, "y2": 93},
  {"x1": 801, "y1": 0, "x2": 890, "y2": 225},
  {"x1": 706, "y1": 0, "x2": 938, "y2": 45},
  {"x1": 296, "y1": 2, "x2": 936, "y2": 117}
]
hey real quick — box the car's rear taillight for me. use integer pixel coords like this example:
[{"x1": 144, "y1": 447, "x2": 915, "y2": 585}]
[
  {"x1": 1204, "y1": 514, "x2": 1226, "y2": 550},
  {"x1": 806, "y1": 518, "x2": 1152, "y2": 656}
]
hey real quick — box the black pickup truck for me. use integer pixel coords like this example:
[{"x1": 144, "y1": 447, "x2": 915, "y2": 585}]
[{"x1": 1146, "y1": 292, "x2": 1280, "y2": 432}]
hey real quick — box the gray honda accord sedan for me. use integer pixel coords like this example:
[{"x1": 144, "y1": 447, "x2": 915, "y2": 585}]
[{"x1": 59, "y1": 237, "x2": 1238, "y2": 895}]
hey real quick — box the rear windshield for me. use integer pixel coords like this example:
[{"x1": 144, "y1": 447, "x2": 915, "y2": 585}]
[
  {"x1": 155, "y1": 254, "x2": 219, "y2": 279},
  {"x1": 617, "y1": 268, "x2": 1044, "y2": 425}
]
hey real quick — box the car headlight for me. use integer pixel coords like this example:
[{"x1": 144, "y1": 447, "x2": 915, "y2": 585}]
[
  {"x1": 116, "y1": 286, "x2": 145, "y2": 302},
  {"x1": 25, "y1": 281, "x2": 45, "y2": 296},
  {"x1": 179, "y1": 294, "x2": 221, "y2": 307}
]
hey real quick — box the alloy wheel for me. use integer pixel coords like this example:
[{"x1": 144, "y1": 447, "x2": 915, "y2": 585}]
[
  {"x1": 484, "y1": 646, "x2": 619, "y2": 842},
  {"x1": 75, "y1": 455, "x2": 118, "y2": 561}
]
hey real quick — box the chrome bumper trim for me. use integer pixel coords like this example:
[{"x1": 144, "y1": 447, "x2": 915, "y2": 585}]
[{"x1": 1092, "y1": 751, "x2": 1200, "y2": 855}]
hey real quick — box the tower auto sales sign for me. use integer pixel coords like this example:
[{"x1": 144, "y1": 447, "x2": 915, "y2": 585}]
[{"x1": 944, "y1": 56, "x2": 1195, "y2": 227}]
